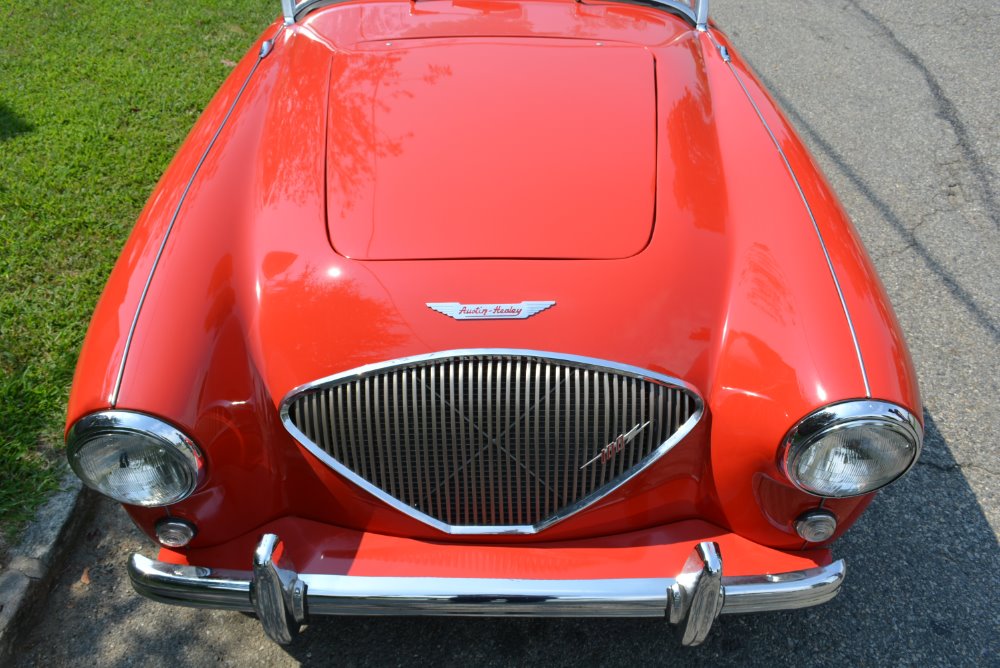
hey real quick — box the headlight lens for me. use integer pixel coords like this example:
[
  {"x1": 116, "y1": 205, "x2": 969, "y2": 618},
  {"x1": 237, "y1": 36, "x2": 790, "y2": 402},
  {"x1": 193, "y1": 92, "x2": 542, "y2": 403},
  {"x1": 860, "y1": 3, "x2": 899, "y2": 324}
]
[
  {"x1": 780, "y1": 400, "x2": 922, "y2": 498},
  {"x1": 67, "y1": 411, "x2": 204, "y2": 506}
]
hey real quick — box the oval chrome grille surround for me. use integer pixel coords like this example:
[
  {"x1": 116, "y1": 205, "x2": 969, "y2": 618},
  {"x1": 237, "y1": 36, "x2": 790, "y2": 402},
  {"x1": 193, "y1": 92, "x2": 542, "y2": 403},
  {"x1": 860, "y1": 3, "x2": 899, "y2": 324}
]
[{"x1": 281, "y1": 350, "x2": 703, "y2": 535}]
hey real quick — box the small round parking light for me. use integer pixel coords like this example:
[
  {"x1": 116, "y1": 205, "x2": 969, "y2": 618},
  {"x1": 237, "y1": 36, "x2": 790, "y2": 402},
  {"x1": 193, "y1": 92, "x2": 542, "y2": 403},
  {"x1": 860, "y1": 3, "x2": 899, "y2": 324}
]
[
  {"x1": 794, "y1": 510, "x2": 838, "y2": 543},
  {"x1": 156, "y1": 518, "x2": 197, "y2": 548}
]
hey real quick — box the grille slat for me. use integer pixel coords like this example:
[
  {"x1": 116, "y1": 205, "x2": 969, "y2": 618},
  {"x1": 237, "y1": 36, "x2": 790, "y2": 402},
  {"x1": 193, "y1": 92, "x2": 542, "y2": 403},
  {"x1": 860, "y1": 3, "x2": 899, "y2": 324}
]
[{"x1": 287, "y1": 352, "x2": 699, "y2": 530}]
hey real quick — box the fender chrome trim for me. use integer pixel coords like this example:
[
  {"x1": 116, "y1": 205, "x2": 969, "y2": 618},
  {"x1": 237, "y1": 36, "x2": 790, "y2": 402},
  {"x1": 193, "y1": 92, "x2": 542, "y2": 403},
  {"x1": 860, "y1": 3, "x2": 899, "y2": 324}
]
[
  {"x1": 110, "y1": 23, "x2": 285, "y2": 407},
  {"x1": 129, "y1": 534, "x2": 845, "y2": 646},
  {"x1": 705, "y1": 31, "x2": 872, "y2": 398}
]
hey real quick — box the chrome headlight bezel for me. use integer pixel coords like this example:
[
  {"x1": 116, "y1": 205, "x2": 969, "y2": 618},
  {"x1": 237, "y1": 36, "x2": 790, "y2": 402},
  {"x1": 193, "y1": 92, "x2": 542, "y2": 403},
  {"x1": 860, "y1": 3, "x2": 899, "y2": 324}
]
[
  {"x1": 779, "y1": 400, "x2": 923, "y2": 498},
  {"x1": 66, "y1": 410, "x2": 205, "y2": 507}
]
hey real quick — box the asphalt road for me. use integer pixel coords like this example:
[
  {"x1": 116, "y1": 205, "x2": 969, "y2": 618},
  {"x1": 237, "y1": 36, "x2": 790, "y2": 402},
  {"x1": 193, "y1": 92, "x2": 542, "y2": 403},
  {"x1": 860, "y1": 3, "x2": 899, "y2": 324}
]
[{"x1": 14, "y1": 1, "x2": 999, "y2": 666}]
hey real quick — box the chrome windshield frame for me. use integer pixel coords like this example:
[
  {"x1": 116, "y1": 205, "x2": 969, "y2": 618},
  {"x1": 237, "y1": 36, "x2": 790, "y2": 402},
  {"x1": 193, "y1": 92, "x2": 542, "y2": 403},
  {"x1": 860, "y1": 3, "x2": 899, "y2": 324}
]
[{"x1": 281, "y1": 0, "x2": 709, "y2": 30}]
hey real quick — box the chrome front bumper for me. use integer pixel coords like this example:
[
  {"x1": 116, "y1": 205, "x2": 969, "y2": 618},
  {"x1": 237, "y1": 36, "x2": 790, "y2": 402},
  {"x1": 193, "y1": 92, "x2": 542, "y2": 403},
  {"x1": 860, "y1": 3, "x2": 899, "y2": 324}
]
[{"x1": 128, "y1": 533, "x2": 845, "y2": 647}]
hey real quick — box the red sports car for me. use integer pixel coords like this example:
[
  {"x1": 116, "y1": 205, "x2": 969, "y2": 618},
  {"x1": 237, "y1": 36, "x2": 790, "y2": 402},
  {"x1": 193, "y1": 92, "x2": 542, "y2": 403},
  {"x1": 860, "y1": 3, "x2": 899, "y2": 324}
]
[{"x1": 66, "y1": 0, "x2": 922, "y2": 646}]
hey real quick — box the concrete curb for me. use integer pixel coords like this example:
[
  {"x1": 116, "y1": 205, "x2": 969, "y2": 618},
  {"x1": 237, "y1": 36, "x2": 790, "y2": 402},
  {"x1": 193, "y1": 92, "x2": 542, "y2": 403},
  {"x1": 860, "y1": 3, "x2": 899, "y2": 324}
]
[{"x1": 0, "y1": 469, "x2": 96, "y2": 665}]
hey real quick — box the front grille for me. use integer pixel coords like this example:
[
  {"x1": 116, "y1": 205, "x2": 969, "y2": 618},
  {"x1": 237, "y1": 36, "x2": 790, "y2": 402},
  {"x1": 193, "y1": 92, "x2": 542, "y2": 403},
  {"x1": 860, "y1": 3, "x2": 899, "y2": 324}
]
[{"x1": 283, "y1": 351, "x2": 701, "y2": 533}]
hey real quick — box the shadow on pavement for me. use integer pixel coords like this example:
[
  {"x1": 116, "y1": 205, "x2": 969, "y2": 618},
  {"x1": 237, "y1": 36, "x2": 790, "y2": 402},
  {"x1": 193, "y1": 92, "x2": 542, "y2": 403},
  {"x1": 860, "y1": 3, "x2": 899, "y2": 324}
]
[
  {"x1": 14, "y1": 412, "x2": 997, "y2": 667},
  {"x1": 276, "y1": 411, "x2": 997, "y2": 666}
]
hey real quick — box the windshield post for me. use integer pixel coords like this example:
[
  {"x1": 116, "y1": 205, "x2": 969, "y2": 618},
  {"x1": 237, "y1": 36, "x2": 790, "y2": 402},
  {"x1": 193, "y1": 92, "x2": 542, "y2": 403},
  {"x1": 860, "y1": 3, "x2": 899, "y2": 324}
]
[
  {"x1": 281, "y1": 0, "x2": 296, "y2": 25},
  {"x1": 695, "y1": 0, "x2": 709, "y2": 30}
]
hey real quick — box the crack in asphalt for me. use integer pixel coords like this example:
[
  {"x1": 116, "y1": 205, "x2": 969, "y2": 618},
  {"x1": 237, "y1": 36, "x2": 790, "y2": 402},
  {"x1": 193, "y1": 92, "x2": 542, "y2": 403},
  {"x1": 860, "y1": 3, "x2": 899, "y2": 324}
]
[
  {"x1": 872, "y1": 212, "x2": 933, "y2": 262},
  {"x1": 846, "y1": 0, "x2": 1000, "y2": 232},
  {"x1": 917, "y1": 459, "x2": 1000, "y2": 478}
]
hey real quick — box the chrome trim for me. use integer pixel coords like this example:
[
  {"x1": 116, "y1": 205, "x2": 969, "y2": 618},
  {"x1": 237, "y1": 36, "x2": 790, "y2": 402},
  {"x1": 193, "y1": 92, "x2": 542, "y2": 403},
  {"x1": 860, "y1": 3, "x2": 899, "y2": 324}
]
[
  {"x1": 66, "y1": 410, "x2": 205, "y2": 506},
  {"x1": 667, "y1": 542, "x2": 724, "y2": 646},
  {"x1": 129, "y1": 553, "x2": 845, "y2": 617},
  {"x1": 250, "y1": 534, "x2": 304, "y2": 643},
  {"x1": 281, "y1": 0, "x2": 295, "y2": 25},
  {"x1": 794, "y1": 509, "x2": 838, "y2": 543},
  {"x1": 580, "y1": 420, "x2": 651, "y2": 470},
  {"x1": 128, "y1": 557, "x2": 253, "y2": 611},
  {"x1": 779, "y1": 400, "x2": 923, "y2": 498},
  {"x1": 155, "y1": 518, "x2": 197, "y2": 548},
  {"x1": 594, "y1": 1, "x2": 700, "y2": 28},
  {"x1": 426, "y1": 301, "x2": 556, "y2": 321},
  {"x1": 281, "y1": 0, "x2": 348, "y2": 24},
  {"x1": 110, "y1": 23, "x2": 285, "y2": 407},
  {"x1": 606, "y1": 0, "x2": 700, "y2": 26},
  {"x1": 287, "y1": 0, "x2": 705, "y2": 29},
  {"x1": 128, "y1": 536, "x2": 846, "y2": 645},
  {"x1": 279, "y1": 350, "x2": 704, "y2": 535},
  {"x1": 707, "y1": 31, "x2": 872, "y2": 398},
  {"x1": 695, "y1": 0, "x2": 709, "y2": 31},
  {"x1": 721, "y1": 560, "x2": 846, "y2": 613}
]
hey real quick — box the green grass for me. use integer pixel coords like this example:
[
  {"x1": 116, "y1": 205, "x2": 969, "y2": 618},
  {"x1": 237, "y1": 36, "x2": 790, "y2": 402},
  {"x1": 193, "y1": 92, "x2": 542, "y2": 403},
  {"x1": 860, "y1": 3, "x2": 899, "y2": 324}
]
[{"x1": 0, "y1": 1, "x2": 275, "y2": 542}]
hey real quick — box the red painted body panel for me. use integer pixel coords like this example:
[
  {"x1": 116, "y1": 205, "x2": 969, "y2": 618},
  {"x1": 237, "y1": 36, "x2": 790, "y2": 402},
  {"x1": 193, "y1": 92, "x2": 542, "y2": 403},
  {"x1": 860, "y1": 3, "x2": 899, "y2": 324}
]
[
  {"x1": 67, "y1": 0, "x2": 920, "y2": 575},
  {"x1": 156, "y1": 518, "x2": 830, "y2": 578},
  {"x1": 67, "y1": 26, "x2": 279, "y2": 417},
  {"x1": 706, "y1": 29, "x2": 920, "y2": 412},
  {"x1": 327, "y1": 41, "x2": 657, "y2": 260}
]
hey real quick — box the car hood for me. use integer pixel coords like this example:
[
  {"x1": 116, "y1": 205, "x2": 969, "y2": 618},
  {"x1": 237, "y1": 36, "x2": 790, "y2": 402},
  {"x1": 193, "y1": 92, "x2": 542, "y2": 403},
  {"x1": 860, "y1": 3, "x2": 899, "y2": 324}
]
[
  {"x1": 326, "y1": 40, "x2": 657, "y2": 260},
  {"x1": 109, "y1": 13, "x2": 861, "y2": 420},
  {"x1": 109, "y1": 12, "x2": 869, "y2": 416},
  {"x1": 78, "y1": 1, "x2": 915, "y2": 547}
]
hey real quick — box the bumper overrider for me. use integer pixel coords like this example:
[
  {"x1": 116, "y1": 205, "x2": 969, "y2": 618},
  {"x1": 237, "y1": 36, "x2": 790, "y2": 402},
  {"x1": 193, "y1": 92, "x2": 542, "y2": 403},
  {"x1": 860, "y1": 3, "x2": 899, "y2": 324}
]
[{"x1": 128, "y1": 534, "x2": 845, "y2": 647}]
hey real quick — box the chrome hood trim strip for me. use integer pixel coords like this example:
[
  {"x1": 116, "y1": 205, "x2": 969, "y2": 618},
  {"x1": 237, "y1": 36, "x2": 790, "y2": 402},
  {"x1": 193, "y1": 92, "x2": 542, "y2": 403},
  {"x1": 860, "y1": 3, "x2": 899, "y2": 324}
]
[
  {"x1": 110, "y1": 23, "x2": 285, "y2": 407},
  {"x1": 707, "y1": 32, "x2": 872, "y2": 398}
]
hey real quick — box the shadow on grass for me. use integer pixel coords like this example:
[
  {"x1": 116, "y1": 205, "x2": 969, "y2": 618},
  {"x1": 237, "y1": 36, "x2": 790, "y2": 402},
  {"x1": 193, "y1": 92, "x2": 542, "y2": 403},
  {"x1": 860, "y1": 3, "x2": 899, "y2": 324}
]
[{"x1": 0, "y1": 102, "x2": 33, "y2": 141}]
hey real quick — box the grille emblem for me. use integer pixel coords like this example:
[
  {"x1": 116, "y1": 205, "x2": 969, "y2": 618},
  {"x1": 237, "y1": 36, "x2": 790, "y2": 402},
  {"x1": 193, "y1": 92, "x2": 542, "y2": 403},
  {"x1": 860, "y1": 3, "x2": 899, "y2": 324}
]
[
  {"x1": 581, "y1": 421, "x2": 652, "y2": 470},
  {"x1": 427, "y1": 301, "x2": 555, "y2": 320}
]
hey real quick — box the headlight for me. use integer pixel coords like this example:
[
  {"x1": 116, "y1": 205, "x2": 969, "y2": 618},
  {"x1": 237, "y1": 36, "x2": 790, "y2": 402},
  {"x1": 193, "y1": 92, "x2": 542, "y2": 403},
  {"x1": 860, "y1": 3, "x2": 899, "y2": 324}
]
[
  {"x1": 67, "y1": 411, "x2": 204, "y2": 506},
  {"x1": 780, "y1": 400, "x2": 922, "y2": 498}
]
